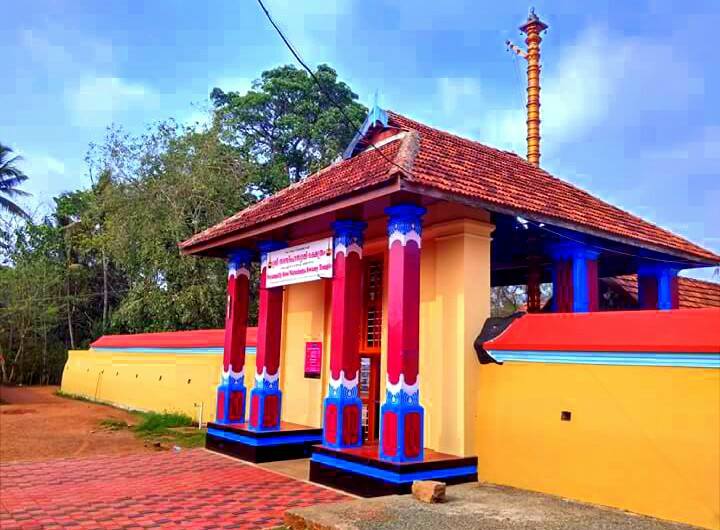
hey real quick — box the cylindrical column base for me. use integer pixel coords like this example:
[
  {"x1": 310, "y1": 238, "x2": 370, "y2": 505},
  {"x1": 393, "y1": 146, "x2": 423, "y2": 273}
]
[
  {"x1": 248, "y1": 385, "x2": 282, "y2": 431},
  {"x1": 322, "y1": 392, "x2": 363, "y2": 448},
  {"x1": 380, "y1": 393, "x2": 424, "y2": 462},
  {"x1": 215, "y1": 381, "x2": 246, "y2": 424}
]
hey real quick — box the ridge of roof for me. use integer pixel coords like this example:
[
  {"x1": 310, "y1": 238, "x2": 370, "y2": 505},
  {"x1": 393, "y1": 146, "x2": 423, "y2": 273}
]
[{"x1": 181, "y1": 109, "x2": 719, "y2": 264}]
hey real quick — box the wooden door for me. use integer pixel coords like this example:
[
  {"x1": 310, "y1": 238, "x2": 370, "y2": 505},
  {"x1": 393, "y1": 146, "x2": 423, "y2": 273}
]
[{"x1": 359, "y1": 259, "x2": 382, "y2": 442}]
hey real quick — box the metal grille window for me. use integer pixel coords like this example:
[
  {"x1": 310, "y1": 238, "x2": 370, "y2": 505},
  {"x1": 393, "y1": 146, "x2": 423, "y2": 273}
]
[{"x1": 364, "y1": 261, "x2": 383, "y2": 349}]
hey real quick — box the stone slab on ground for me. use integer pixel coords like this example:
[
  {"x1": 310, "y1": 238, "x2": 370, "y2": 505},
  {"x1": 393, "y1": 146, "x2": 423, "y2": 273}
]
[{"x1": 285, "y1": 482, "x2": 698, "y2": 530}]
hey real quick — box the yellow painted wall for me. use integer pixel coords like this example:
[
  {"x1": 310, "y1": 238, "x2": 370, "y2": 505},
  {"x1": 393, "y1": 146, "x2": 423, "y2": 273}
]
[
  {"x1": 420, "y1": 218, "x2": 494, "y2": 456},
  {"x1": 61, "y1": 349, "x2": 255, "y2": 423},
  {"x1": 476, "y1": 362, "x2": 720, "y2": 530}
]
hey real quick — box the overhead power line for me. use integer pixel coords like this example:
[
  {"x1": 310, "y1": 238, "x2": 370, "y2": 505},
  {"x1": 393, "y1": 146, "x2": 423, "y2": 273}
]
[{"x1": 254, "y1": 0, "x2": 718, "y2": 270}]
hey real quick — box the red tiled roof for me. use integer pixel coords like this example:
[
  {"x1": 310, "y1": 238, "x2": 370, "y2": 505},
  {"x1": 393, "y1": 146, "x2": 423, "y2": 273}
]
[
  {"x1": 180, "y1": 139, "x2": 403, "y2": 250},
  {"x1": 484, "y1": 308, "x2": 720, "y2": 353},
  {"x1": 180, "y1": 111, "x2": 719, "y2": 263},
  {"x1": 91, "y1": 328, "x2": 258, "y2": 349},
  {"x1": 610, "y1": 275, "x2": 720, "y2": 309}
]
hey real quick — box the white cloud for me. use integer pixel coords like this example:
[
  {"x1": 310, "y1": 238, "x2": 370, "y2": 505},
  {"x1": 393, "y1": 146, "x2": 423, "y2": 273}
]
[
  {"x1": 440, "y1": 25, "x2": 705, "y2": 156},
  {"x1": 66, "y1": 76, "x2": 158, "y2": 128}
]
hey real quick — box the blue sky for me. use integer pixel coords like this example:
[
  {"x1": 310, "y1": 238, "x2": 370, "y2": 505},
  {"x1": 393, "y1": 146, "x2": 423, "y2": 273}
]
[{"x1": 3, "y1": 0, "x2": 719, "y2": 280}]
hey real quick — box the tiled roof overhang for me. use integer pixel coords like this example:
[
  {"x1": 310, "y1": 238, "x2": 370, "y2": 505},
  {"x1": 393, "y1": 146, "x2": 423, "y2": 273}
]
[{"x1": 180, "y1": 111, "x2": 720, "y2": 265}]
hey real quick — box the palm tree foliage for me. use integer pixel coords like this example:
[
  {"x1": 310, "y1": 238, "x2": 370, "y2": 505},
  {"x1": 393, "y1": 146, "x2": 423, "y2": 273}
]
[{"x1": 0, "y1": 143, "x2": 30, "y2": 219}]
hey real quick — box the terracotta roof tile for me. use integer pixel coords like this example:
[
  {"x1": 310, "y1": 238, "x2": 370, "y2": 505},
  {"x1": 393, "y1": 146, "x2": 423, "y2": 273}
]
[
  {"x1": 181, "y1": 110, "x2": 719, "y2": 263},
  {"x1": 181, "y1": 137, "x2": 403, "y2": 249},
  {"x1": 387, "y1": 112, "x2": 718, "y2": 262},
  {"x1": 611, "y1": 275, "x2": 720, "y2": 309}
]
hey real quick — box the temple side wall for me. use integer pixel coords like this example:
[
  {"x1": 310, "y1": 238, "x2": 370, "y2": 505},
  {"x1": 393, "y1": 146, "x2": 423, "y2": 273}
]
[
  {"x1": 61, "y1": 349, "x2": 253, "y2": 422},
  {"x1": 475, "y1": 362, "x2": 720, "y2": 530}
]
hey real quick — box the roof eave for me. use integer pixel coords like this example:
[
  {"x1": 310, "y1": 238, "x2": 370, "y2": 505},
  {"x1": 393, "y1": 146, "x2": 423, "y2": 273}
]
[
  {"x1": 179, "y1": 178, "x2": 404, "y2": 257},
  {"x1": 398, "y1": 180, "x2": 719, "y2": 266}
]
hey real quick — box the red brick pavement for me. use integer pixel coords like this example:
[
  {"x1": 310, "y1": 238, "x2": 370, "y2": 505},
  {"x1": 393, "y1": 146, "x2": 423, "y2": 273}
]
[{"x1": 0, "y1": 449, "x2": 349, "y2": 529}]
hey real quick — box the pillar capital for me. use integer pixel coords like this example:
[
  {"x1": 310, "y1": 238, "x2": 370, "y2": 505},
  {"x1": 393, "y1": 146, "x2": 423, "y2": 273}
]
[
  {"x1": 386, "y1": 204, "x2": 426, "y2": 231},
  {"x1": 637, "y1": 262, "x2": 679, "y2": 278},
  {"x1": 258, "y1": 240, "x2": 286, "y2": 272},
  {"x1": 227, "y1": 248, "x2": 254, "y2": 279},
  {"x1": 332, "y1": 220, "x2": 367, "y2": 258},
  {"x1": 548, "y1": 241, "x2": 599, "y2": 261}
]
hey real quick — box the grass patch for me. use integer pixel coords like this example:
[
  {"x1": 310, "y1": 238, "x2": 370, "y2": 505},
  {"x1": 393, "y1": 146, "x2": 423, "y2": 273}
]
[
  {"x1": 134, "y1": 411, "x2": 192, "y2": 434},
  {"x1": 55, "y1": 390, "x2": 94, "y2": 403},
  {"x1": 132, "y1": 411, "x2": 205, "y2": 449},
  {"x1": 100, "y1": 418, "x2": 129, "y2": 431}
]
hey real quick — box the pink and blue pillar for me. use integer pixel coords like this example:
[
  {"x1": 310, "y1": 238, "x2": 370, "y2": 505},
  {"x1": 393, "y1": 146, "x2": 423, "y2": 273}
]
[
  {"x1": 380, "y1": 205, "x2": 426, "y2": 462},
  {"x1": 249, "y1": 240, "x2": 286, "y2": 431},
  {"x1": 638, "y1": 264, "x2": 679, "y2": 310},
  {"x1": 550, "y1": 242, "x2": 600, "y2": 313},
  {"x1": 323, "y1": 220, "x2": 367, "y2": 448},
  {"x1": 216, "y1": 249, "x2": 253, "y2": 424}
]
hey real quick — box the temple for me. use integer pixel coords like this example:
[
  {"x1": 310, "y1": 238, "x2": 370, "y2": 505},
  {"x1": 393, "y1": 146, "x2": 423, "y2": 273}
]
[{"x1": 179, "y1": 96, "x2": 719, "y2": 496}]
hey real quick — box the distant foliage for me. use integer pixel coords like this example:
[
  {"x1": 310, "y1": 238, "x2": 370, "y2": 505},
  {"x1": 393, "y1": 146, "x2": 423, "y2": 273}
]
[{"x1": 0, "y1": 64, "x2": 366, "y2": 385}]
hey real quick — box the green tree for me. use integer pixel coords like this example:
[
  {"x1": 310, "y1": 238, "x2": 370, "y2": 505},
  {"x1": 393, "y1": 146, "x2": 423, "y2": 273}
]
[
  {"x1": 0, "y1": 144, "x2": 30, "y2": 219},
  {"x1": 211, "y1": 64, "x2": 367, "y2": 192},
  {"x1": 0, "y1": 63, "x2": 368, "y2": 384},
  {"x1": 88, "y1": 120, "x2": 258, "y2": 333}
]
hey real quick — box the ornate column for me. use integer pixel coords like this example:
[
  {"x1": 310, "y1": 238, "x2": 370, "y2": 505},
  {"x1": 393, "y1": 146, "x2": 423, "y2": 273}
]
[
  {"x1": 248, "y1": 240, "x2": 286, "y2": 431},
  {"x1": 323, "y1": 220, "x2": 367, "y2": 448},
  {"x1": 638, "y1": 263, "x2": 679, "y2": 310},
  {"x1": 380, "y1": 205, "x2": 426, "y2": 462},
  {"x1": 216, "y1": 249, "x2": 253, "y2": 424},
  {"x1": 550, "y1": 242, "x2": 599, "y2": 313}
]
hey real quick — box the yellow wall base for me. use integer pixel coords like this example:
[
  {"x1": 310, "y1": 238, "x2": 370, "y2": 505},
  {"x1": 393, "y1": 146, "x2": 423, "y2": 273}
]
[
  {"x1": 476, "y1": 362, "x2": 720, "y2": 530},
  {"x1": 61, "y1": 349, "x2": 255, "y2": 423}
]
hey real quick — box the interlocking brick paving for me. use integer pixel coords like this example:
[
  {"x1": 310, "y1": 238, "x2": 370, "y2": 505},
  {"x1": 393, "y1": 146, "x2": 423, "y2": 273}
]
[{"x1": 0, "y1": 449, "x2": 349, "y2": 529}]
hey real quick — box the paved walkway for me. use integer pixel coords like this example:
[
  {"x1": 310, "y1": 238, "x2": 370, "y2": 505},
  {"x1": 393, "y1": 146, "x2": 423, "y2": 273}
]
[{"x1": 0, "y1": 449, "x2": 349, "y2": 529}]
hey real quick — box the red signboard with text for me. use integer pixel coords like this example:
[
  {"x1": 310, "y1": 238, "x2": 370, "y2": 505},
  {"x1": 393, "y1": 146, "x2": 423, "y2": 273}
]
[{"x1": 304, "y1": 341, "x2": 323, "y2": 378}]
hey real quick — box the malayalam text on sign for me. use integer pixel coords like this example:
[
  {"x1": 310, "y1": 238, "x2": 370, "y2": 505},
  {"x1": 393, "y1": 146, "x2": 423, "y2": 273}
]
[{"x1": 266, "y1": 237, "x2": 333, "y2": 288}]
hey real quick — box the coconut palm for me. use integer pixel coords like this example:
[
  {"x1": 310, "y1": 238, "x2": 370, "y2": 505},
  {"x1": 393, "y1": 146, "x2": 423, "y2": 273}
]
[{"x1": 0, "y1": 143, "x2": 30, "y2": 219}]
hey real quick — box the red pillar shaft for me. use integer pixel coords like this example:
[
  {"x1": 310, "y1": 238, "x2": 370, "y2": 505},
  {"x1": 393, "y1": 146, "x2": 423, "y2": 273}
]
[
  {"x1": 323, "y1": 220, "x2": 366, "y2": 448},
  {"x1": 249, "y1": 241, "x2": 286, "y2": 431},
  {"x1": 380, "y1": 205, "x2": 425, "y2": 462},
  {"x1": 216, "y1": 249, "x2": 252, "y2": 424}
]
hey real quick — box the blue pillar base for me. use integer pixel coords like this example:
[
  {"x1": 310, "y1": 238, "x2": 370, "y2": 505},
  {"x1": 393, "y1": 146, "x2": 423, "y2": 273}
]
[
  {"x1": 215, "y1": 380, "x2": 246, "y2": 424},
  {"x1": 379, "y1": 396, "x2": 425, "y2": 463},
  {"x1": 207, "y1": 421, "x2": 323, "y2": 463},
  {"x1": 248, "y1": 386, "x2": 282, "y2": 431},
  {"x1": 322, "y1": 394, "x2": 363, "y2": 449}
]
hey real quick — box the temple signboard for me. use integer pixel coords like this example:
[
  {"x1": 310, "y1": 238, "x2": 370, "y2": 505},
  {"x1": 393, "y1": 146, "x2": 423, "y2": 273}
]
[{"x1": 266, "y1": 237, "x2": 333, "y2": 288}]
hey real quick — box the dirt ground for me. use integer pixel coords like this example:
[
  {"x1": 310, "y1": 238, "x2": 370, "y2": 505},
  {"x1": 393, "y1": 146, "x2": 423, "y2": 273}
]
[{"x1": 0, "y1": 385, "x2": 149, "y2": 462}]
